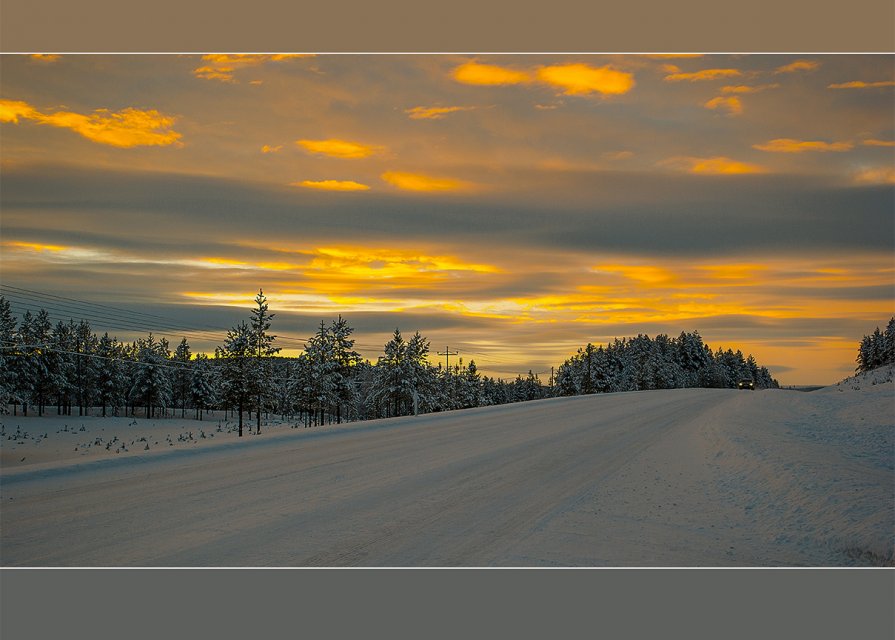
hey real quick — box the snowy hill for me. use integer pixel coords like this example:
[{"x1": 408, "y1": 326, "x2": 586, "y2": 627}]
[{"x1": 1, "y1": 383, "x2": 892, "y2": 566}]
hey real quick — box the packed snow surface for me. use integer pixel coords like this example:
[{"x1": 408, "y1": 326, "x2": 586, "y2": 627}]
[{"x1": 1, "y1": 371, "x2": 892, "y2": 566}]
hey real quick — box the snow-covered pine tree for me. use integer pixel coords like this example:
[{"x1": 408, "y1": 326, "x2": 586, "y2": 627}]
[
  {"x1": 172, "y1": 337, "x2": 192, "y2": 419},
  {"x1": 96, "y1": 333, "x2": 126, "y2": 417},
  {"x1": 73, "y1": 319, "x2": 98, "y2": 416},
  {"x1": 189, "y1": 353, "x2": 218, "y2": 420},
  {"x1": 330, "y1": 315, "x2": 362, "y2": 423},
  {"x1": 129, "y1": 333, "x2": 172, "y2": 420},
  {"x1": 220, "y1": 321, "x2": 253, "y2": 436},
  {"x1": 48, "y1": 320, "x2": 75, "y2": 415},
  {"x1": 249, "y1": 289, "x2": 279, "y2": 433},
  {"x1": 29, "y1": 310, "x2": 53, "y2": 415},
  {"x1": 0, "y1": 296, "x2": 18, "y2": 413}
]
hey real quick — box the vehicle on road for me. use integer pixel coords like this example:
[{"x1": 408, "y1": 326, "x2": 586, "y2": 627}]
[{"x1": 737, "y1": 379, "x2": 755, "y2": 390}]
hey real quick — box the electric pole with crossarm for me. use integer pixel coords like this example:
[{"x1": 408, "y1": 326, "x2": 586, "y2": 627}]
[{"x1": 437, "y1": 346, "x2": 459, "y2": 372}]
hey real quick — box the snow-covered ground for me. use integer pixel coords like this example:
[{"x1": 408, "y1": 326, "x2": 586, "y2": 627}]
[{"x1": 1, "y1": 370, "x2": 892, "y2": 566}]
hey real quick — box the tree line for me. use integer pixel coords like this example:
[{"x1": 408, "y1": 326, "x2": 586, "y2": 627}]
[
  {"x1": 0, "y1": 291, "x2": 784, "y2": 432},
  {"x1": 855, "y1": 317, "x2": 895, "y2": 373},
  {"x1": 554, "y1": 331, "x2": 778, "y2": 395},
  {"x1": 0, "y1": 292, "x2": 548, "y2": 432}
]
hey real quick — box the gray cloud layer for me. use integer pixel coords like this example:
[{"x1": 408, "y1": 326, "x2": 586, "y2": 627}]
[{"x1": 3, "y1": 163, "x2": 892, "y2": 258}]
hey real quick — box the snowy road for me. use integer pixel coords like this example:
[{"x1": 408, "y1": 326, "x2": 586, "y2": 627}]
[{"x1": 1, "y1": 384, "x2": 892, "y2": 566}]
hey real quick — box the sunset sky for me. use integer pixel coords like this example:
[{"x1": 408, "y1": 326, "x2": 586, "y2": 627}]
[{"x1": 1, "y1": 54, "x2": 893, "y2": 384}]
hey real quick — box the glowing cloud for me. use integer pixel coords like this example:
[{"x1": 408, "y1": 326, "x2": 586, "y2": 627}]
[
  {"x1": 3, "y1": 241, "x2": 67, "y2": 252},
  {"x1": 660, "y1": 156, "x2": 767, "y2": 175},
  {"x1": 261, "y1": 144, "x2": 283, "y2": 153},
  {"x1": 297, "y1": 138, "x2": 384, "y2": 158},
  {"x1": 381, "y1": 171, "x2": 469, "y2": 192},
  {"x1": 774, "y1": 60, "x2": 820, "y2": 74},
  {"x1": 828, "y1": 80, "x2": 895, "y2": 89},
  {"x1": 664, "y1": 68, "x2": 742, "y2": 82},
  {"x1": 753, "y1": 138, "x2": 853, "y2": 153},
  {"x1": 0, "y1": 99, "x2": 39, "y2": 123},
  {"x1": 854, "y1": 167, "x2": 895, "y2": 184},
  {"x1": 0, "y1": 99, "x2": 182, "y2": 148},
  {"x1": 721, "y1": 84, "x2": 779, "y2": 94},
  {"x1": 862, "y1": 139, "x2": 895, "y2": 147},
  {"x1": 193, "y1": 54, "x2": 309, "y2": 82},
  {"x1": 30, "y1": 54, "x2": 61, "y2": 62},
  {"x1": 294, "y1": 179, "x2": 371, "y2": 191},
  {"x1": 704, "y1": 96, "x2": 743, "y2": 115},
  {"x1": 405, "y1": 106, "x2": 476, "y2": 120},
  {"x1": 536, "y1": 63, "x2": 635, "y2": 96},
  {"x1": 452, "y1": 61, "x2": 532, "y2": 86}
]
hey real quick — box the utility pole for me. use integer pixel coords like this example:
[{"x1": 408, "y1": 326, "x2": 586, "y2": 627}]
[{"x1": 437, "y1": 346, "x2": 459, "y2": 372}]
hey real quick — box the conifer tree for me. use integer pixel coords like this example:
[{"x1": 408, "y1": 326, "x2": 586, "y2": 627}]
[
  {"x1": 173, "y1": 337, "x2": 192, "y2": 418},
  {"x1": 250, "y1": 289, "x2": 279, "y2": 434},
  {"x1": 0, "y1": 296, "x2": 18, "y2": 414},
  {"x1": 221, "y1": 321, "x2": 253, "y2": 436}
]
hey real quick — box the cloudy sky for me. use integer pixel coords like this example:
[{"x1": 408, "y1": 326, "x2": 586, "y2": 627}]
[{"x1": 1, "y1": 54, "x2": 893, "y2": 384}]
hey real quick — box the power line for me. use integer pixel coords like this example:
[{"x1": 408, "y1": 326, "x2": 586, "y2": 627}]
[{"x1": 0, "y1": 285, "x2": 309, "y2": 349}]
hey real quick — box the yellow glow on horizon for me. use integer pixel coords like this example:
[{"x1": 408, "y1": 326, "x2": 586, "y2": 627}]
[
  {"x1": 592, "y1": 264, "x2": 676, "y2": 285},
  {"x1": 297, "y1": 138, "x2": 384, "y2": 159},
  {"x1": 452, "y1": 61, "x2": 532, "y2": 86},
  {"x1": 753, "y1": 138, "x2": 853, "y2": 153},
  {"x1": 862, "y1": 139, "x2": 895, "y2": 147},
  {"x1": 0, "y1": 99, "x2": 182, "y2": 148},
  {"x1": 536, "y1": 63, "x2": 635, "y2": 96},
  {"x1": 295, "y1": 179, "x2": 371, "y2": 191},
  {"x1": 307, "y1": 246, "x2": 500, "y2": 276},
  {"x1": 381, "y1": 171, "x2": 470, "y2": 192},
  {"x1": 697, "y1": 263, "x2": 769, "y2": 280},
  {"x1": 664, "y1": 68, "x2": 742, "y2": 82}
]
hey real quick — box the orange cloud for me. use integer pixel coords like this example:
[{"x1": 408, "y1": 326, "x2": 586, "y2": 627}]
[
  {"x1": 0, "y1": 99, "x2": 39, "y2": 123},
  {"x1": 0, "y1": 98, "x2": 182, "y2": 148},
  {"x1": 854, "y1": 167, "x2": 895, "y2": 184},
  {"x1": 660, "y1": 156, "x2": 767, "y2": 175},
  {"x1": 452, "y1": 61, "x2": 532, "y2": 86},
  {"x1": 30, "y1": 54, "x2": 61, "y2": 62},
  {"x1": 603, "y1": 150, "x2": 634, "y2": 160},
  {"x1": 3, "y1": 241, "x2": 67, "y2": 252},
  {"x1": 753, "y1": 138, "x2": 853, "y2": 153},
  {"x1": 193, "y1": 54, "x2": 309, "y2": 82},
  {"x1": 704, "y1": 96, "x2": 742, "y2": 115},
  {"x1": 862, "y1": 139, "x2": 895, "y2": 147},
  {"x1": 536, "y1": 63, "x2": 635, "y2": 96},
  {"x1": 294, "y1": 179, "x2": 371, "y2": 191},
  {"x1": 405, "y1": 105, "x2": 476, "y2": 120},
  {"x1": 297, "y1": 138, "x2": 384, "y2": 159},
  {"x1": 721, "y1": 84, "x2": 779, "y2": 94},
  {"x1": 828, "y1": 80, "x2": 895, "y2": 89},
  {"x1": 452, "y1": 61, "x2": 635, "y2": 97},
  {"x1": 774, "y1": 60, "x2": 820, "y2": 74},
  {"x1": 664, "y1": 68, "x2": 742, "y2": 82},
  {"x1": 381, "y1": 171, "x2": 470, "y2": 192}
]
